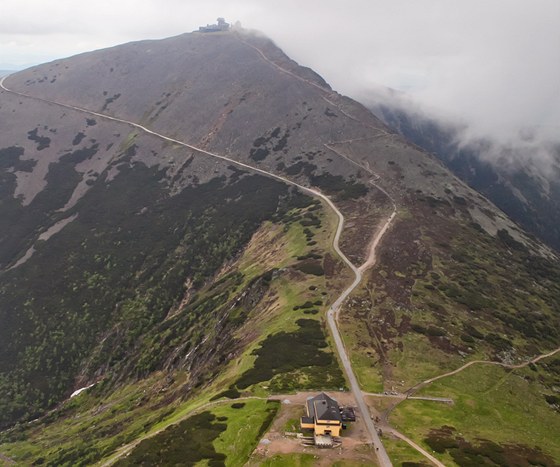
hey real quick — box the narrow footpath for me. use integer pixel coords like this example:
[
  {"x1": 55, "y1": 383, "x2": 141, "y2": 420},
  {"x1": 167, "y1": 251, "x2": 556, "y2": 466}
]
[{"x1": 406, "y1": 346, "x2": 560, "y2": 397}]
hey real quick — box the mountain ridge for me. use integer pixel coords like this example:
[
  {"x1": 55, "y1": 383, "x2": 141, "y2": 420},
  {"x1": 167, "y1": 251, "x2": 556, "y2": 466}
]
[
  {"x1": 368, "y1": 91, "x2": 560, "y2": 252},
  {"x1": 1, "y1": 28, "x2": 559, "y2": 466},
  {"x1": 4, "y1": 29, "x2": 549, "y2": 259}
]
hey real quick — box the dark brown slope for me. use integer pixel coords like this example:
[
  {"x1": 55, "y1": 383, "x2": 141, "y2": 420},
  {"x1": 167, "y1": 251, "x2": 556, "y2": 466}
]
[
  {"x1": 6, "y1": 31, "x2": 355, "y2": 159},
  {"x1": 0, "y1": 80, "x2": 301, "y2": 429},
  {"x1": 371, "y1": 99, "x2": 560, "y2": 252},
  {"x1": 5, "y1": 29, "x2": 543, "y2": 258}
]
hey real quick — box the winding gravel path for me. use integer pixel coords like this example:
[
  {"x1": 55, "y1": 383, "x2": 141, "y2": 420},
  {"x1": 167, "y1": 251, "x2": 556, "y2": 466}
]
[
  {"x1": 1, "y1": 73, "x2": 394, "y2": 465},
  {"x1": 406, "y1": 346, "x2": 560, "y2": 397}
]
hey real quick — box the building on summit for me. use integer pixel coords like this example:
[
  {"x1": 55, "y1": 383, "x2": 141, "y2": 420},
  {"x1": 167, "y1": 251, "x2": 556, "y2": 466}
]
[
  {"x1": 199, "y1": 18, "x2": 230, "y2": 33},
  {"x1": 300, "y1": 392, "x2": 343, "y2": 438}
]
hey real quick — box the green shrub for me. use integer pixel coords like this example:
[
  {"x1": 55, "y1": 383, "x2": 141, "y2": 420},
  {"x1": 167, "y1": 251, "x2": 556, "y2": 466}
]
[
  {"x1": 114, "y1": 412, "x2": 227, "y2": 466},
  {"x1": 293, "y1": 260, "x2": 324, "y2": 276},
  {"x1": 235, "y1": 319, "x2": 339, "y2": 389}
]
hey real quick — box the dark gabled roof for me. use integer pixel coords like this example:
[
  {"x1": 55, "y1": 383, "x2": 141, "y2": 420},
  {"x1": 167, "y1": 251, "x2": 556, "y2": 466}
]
[
  {"x1": 306, "y1": 392, "x2": 342, "y2": 423},
  {"x1": 341, "y1": 407, "x2": 356, "y2": 422},
  {"x1": 301, "y1": 416, "x2": 314, "y2": 425}
]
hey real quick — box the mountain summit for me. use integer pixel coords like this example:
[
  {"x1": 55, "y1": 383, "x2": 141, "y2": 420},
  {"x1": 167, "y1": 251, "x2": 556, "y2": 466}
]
[{"x1": 1, "y1": 29, "x2": 559, "y2": 465}]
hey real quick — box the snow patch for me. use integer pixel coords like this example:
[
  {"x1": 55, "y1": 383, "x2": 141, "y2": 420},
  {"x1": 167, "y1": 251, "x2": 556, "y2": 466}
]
[{"x1": 70, "y1": 383, "x2": 95, "y2": 398}]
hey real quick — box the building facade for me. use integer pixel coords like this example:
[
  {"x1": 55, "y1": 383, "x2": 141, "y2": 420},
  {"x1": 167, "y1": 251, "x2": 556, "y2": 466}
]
[{"x1": 300, "y1": 392, "x2": 343, "y2": 437}]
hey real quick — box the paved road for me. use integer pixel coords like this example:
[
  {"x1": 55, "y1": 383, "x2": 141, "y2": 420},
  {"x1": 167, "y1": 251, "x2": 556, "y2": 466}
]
[{"x1": 1, "y1": 74, "x2": 393, "y2": 466}]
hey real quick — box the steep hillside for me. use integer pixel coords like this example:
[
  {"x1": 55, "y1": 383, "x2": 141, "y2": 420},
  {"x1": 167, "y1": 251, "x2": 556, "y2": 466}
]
[
  {"x1": 6, "y1": 30, "x2": 548, "y2": 258},
  {"x1": 0, "y1": 85, "x2": 305, "y2": 427},
  {"x1": 370, "y1": 99, "x2": 560, "y2": 252},
  {"x1": 1, "y1": 29, "x2": 559, "y2": 466}
]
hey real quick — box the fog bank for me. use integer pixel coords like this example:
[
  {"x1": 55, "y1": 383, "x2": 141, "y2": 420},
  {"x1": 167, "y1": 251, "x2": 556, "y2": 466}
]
[{"x1": 1, "y1": 0, "x2": 558, "y2": 168}]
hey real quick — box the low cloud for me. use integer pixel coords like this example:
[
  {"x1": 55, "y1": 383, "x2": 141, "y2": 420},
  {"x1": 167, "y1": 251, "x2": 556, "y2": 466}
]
[
  {"x1": 1, "y1": 0, "x2": 558, "y2": 171},
  {"x1": 249, "y1": 1, "x2": 560, "y2": 171}
]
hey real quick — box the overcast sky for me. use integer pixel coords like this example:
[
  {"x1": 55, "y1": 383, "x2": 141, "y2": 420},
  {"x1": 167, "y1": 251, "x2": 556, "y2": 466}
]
[{"x1": 2, "y1": 0, "x2": 559, "y2": 162}]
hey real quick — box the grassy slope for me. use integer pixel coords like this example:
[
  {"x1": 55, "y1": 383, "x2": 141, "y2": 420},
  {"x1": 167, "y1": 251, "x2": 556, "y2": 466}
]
[
  {"x1": 204, "y1": 200, "x2": 348, "y2": 399},
  {"x1": 0, "y1": 148, "x2": 295, "y2": 428},
  {"x1": 0, "y1": 196, "x2": 350, "y2": 466},
  {"x1": 102, "y1": 199, "x2": 348, "y2": 465},
  {"x1": 382, "y1": 437, "x2": 431, "y2": 467},
  {"x1": 257, "y1": 454, "x2": 317, "y2": 467},
  {"x1": 111, "y1": 399, "x2": 279, "y2": 467},
  {"x1": 340, "y1": 195, "x2": 560, "y2": 463},
  {"x1": 212, "y1": 400, "x2": 280, "y2": 467},
  {"x1": 390, "y1": 357, "x2": 560, "y2": 466}
]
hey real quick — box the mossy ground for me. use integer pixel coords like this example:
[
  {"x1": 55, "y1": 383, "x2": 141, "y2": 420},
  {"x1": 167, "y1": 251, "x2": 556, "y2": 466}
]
[{"x1": 212, "y1": 400, "x2": 280, "y2": 466}]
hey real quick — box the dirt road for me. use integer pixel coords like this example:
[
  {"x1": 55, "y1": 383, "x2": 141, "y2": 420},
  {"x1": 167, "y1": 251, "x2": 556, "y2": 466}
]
[
  {"x1": 1, "y1": 73, "x2": 394, "y2": 466},
  {"x1": 406, "y1": 346, "x2": 560, "y2": 396}
]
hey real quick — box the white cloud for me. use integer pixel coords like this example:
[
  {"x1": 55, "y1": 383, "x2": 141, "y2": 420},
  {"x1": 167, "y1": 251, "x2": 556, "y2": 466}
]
[{"x1": 1, "y1": 0, "x2": 559, "y2": 164}]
